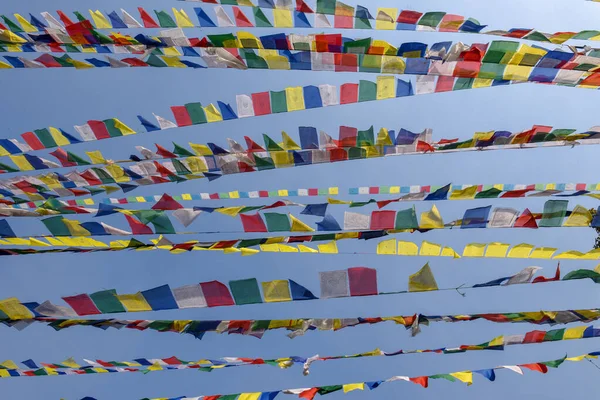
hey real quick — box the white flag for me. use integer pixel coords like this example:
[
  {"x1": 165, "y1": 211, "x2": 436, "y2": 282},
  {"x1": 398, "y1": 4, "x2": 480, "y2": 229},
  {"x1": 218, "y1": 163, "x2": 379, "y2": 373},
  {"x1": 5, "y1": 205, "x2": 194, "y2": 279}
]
[
  {"x1": 215, "y1": 6, "x2": 235, "y2": 27},
  {"x1": 236, "y1": 94, "x2": 255, "y2": 118},
  {"x1": 153, "y1": 114, "x2": 177, "y2": 130}
]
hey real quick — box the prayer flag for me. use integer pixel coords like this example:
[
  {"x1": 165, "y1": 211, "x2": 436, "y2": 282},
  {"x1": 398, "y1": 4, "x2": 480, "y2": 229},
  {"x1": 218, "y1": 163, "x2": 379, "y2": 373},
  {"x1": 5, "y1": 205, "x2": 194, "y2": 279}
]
[
  {"x1": 116, "y1": 293, "x2": 153, "y2": 312},
  {"x1": 264, "y1": 213, "x2": 291, "y2": 232},
  {"x1": 420, "y1": 205, "x2": 443, "y2": 229},
  {"x1": 141, "y1": 285, "x2": 178, "y2": 311},
  {"x1": 408, "y1": 263, "x2": 438, "y2": 292},
  {"x1": 290, "y1": 279, "x2": 317, "y2": 300},
  {"x1": 229, "y1": 278, "x2": 263, "y2": 305},
  {"x1": 348, "y1": 267, "x2": 377, "y2": 296},
  {"x1": 90, "y1": 289, "x2": 126, "y2": 313},
  {"x1": 262, "y1": 280, "x2": 292, "y2": 302},
  {"x1": 200, "y1": 281, "x2": 235, "y2": 307},
  {"x1": 461, "y1": 206, "x2": 491, "y2": 228},
  {"x1": 320, "y1": 270, "x2": 349, "y2": 298},
  {"x1": 172, "y1": 284, "x2": 207, "y2": 308},
  {"x1": 539, "y1": 200, "x2": 568, "y2": 227}
]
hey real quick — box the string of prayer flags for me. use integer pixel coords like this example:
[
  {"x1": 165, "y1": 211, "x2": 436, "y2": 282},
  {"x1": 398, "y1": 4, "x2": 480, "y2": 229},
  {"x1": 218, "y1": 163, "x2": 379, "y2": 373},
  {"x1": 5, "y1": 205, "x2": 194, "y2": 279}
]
[
  {"x1": 4, "y1": 263, "x2": 600, "y2": 320},
  {"x1": 0, "y1": 200, "x2": 597, "y2": 238},
  {"x1": 5, "y1": 48, "x2": 600, "y2": 96},
  {"x1": 57, "y1": 351, "x2": 600, "y2": 397},
  {"x1": 2, "y1": 177, "x2": 600, "y2": 213},
  {"x1": 6, "y1": 306, "x2": 600, "y2": 339},
  {"x1": 2, "y1": 126, "x2": 600, "y2": 205},
  {"x1": 2, "y1": 325, "x2": 600, "y2": 378},
  {"x1": 3, "y1": 234, "x2": 600, "y2": 262},
  {"x1": 6, "y1": 6, "x2": 600, "y2": 45}
]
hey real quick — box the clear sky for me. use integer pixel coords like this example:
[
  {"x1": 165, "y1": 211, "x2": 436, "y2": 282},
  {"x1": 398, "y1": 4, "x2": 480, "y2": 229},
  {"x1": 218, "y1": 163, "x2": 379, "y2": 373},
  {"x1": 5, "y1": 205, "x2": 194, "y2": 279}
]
[{"x1": 2, "y1": 0, "x2": 600, "y2": 399}]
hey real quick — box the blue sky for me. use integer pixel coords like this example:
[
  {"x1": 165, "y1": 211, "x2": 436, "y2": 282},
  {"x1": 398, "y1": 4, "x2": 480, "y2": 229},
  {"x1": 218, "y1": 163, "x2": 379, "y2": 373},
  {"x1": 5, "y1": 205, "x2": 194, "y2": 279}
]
[{"x1": 2, "y1": 0, "x2": 600, "y2": 398}]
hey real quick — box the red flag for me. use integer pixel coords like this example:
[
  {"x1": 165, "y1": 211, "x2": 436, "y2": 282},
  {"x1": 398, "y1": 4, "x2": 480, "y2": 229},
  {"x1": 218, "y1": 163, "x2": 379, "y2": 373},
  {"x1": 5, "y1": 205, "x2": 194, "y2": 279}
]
[
  {"x1": 410, "y1": 376, "x2": 429, "y2": 388},
  {"x1": 514, "y1": 208, "x2": 538, "y2": 228},
  {"x1": 251, "y1": 92, "x2": 271, "y2": 116},
  {"x1": 348, "y1": 267, "x2": 378, "y2": 296},
  {"x1": 237, "y1": 162, "x2": 256, "y2": 173},
  {"x1": 21, "y1": 132, "x2": 45, "y2": 150},
  {"x1": 155, "y1": 144, "x2": 177, "y2": 158},
  {"x1": 125, "y1": 215, "x2": 153, "y2": 235},
  {"x1": 417, "y1": 140, "x2": 435, "y2": 153},
  {"x1": 200, "y1": 281, "x2": 235, "y2": 307},
  {"x1": 532, "y1": 264, "x2": 561, "y2": 283},
  {"x1": 79, "y1": 170, "x2": 102, "y2": 186},
  {"x1": 233, "y1": 7, "x2": 254, "y2": 27},
  {"x1": 62, "y1": 294, "x2": 101, "y2": 315},
  {"x1": 170, "y1": 106, "x2": 192, "y2": 127},
  {"x1": 152, "y1": 194, "x2": 183, "y2": 210},
  {"x1": 520, "y1": 363, "x2": 548, "y2": 373},
  {"x1": 370, "y1": 210, "x2": 396, "y2": 230},
  {"x1": 240, "y1": 213, "x2": 268, "y2": 232},
  {"x1": 137, "y1": 7, "x2": 160, "y2": 28},
  {"x1": 436, "y1": 138, "x2": 459, "y2": 144},
  {"x1": 397, "y1": 10, "x2": 423, "y2": 24},
  {"x1": 34, "y1": 54, "x2": 62, "y2": 68},
  {"x1": 244, "y1": 136, "x2": 266, "y2": 152},
  {"x1": 153, "y1": 161, "x2": 176, "y2": 177},
  {"x1": 120, "y1": 58, "x2": 149, "y2": 67},
  {"x1": 56, "y1": 10, "x2": 75, "y2": 26},
  {"x1": 296, "y1": 0, "x2": 314, "y2": 13},
  {"x1": 49, "y1": 149, "x2": 76, "y2": 167},
  {"x1": 299, "y1": 388, "x2": 319, "y2": 400},
  {"x1": 88, "y1": 120, "x2": 111, "y2": 140},
  {"x1": 340, "y1": 83, "x2": 358, "y2": 104}
]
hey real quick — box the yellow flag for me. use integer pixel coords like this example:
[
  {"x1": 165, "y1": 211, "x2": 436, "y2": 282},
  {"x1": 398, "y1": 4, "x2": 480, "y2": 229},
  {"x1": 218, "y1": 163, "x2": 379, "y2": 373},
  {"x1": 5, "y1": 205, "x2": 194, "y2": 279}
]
[
  {"x1": 489, "y1": 335, "x2": 504, "y2": 347},
  {"x1": 189, "y1": 143, "x2": 213, "y2": 156},
  {"x1": 113, "y1": 119, "x2": 136, "y2": 135},
  {"x1": 449, "y1": 185, "x2": 478, "y2": 200},
  {"x1": 259, "y1": 243, "x2": 279, "y2": 252},
  {"x1": 285, "y1": 87, "x2": 305, "y2": 111},
  {"x1": 238, "y1": 393, "x2": 262, "y2": 400},
  {"x1": 88, "y1": 10, "x2": 111, "y2": 29},
  {"x1": 485, "y1": 243, "x2": 510, "y2": 258},
  {"x1": 240, "y1": 248, "x2": 259, "y2": 256},
  {"x1": 318, "y1": 241, "x2": 338, "y2": 254},
  {"x1": 62, "y1": 219, "x2": 92, "y2": 236},
  {"x1": 397, "y1": 241, "x2": 418, "y2": 256},
  {"x1": 215, "y1": 207, "x2": 245, "y2": 217},
  {"x1": 262, "y1": 280, "x2": 292, "y2": 302},
  {"x1": 408, "y1": 263, "x2": 438, "y2": 292},
  {"x1": 0, "y1": 360, "x2": 19, "y2": 370},
  {"x1": 147, "y1": 362, "x2": 163, "y2": 372},
  {"x1": 116, "y1": 293, "x2": 152, "y2": 312},
  {"x1": 507, "y1": 243, "x2": 534, "y2": 258},
  {"x1": 449, "y1": 371, "x2": 473, "y2": 385},
  {"x1": 0, "y1": 298, "x2": 33, "y2": 320},
  {"x1": 553, "y1": 250, "x2": 584, "y2": 259},
  {"x1": 420, "y1": 205, "x2": 444, "y2": 229},
  {"x1": 298, "y1": 244, "x2": 318, "y2": 253},
  {"x1": 163, "y1": 47, "x2": 182, "y2": 57},
  {"x1": 377, "y1": 239, "x2": 397, "y2": 255},
  {"x1": 238, "y1": 31, "x2": 263, "y2": 48},
  {"x1": 47, "y1": 127, "x2": 71, "y2": 146},
  {"x1": 376, "y1": 75, "x2": 395, "y2": 99},
  {"x1": 419, "y1": 241, "x2": 441, "y2": 256},
  {"x1": 277, "y1": 244, "x2": 298, "y2": 252},
  {"x1": 204, "y1": 104, "x2": 223, "y2": 122},
  {"x1": 29, "y1": 238, "x2": 50, "y2": 247},
  {"x1": 343, "y1": 383, "x2": 365, "y2": 393},
  {"x1": 376, "y1": 127, "x2": 393, "y2": 145},
  {"x1": 223, "y1": 247, "x2": 241, "y2": 254},
  {"x1": 375, "y1": 8, "x2": 397, "y2": 29},
  {"x1": 563, "y1": 325, "x2": 588, "y2": 340},
  {"x1": 290, "y1": 214, "x2": 314, "y2": 232},
  {"x1": 14, "y1": 14, "x2": 38, "y2": 32},
  {"x1": 529, "y1": 247, "x2": 557, "y2": 259},
  {"x1": 9, "y1": 155, "x2": 34, "y2": 171},
  {"x1": 281, "y1": 131, "x2": 301, "y2": 150},
  {"x1": 273, "y1": 9, "x2": 293, "y2": 27},
  {"x1": 172, "y1": 8, "x2": 194, "y2": 27},
  {"x1": 161, "y1": 56, "x2": 186, "y2": 68},
  {"x1": 69, "y1": 59, "x2": 94, "y2": 69},
  {"x1": 563, "y1": 205, "x2": 592, "y2": 227},
  {"x1": 462, "y1": 243, "x2": 486, "y2": 257},
  {"x1": 441, "y1": 246, "x2": 461, "y2": 258},
  {"x1": 61, "y1": 357, "x2": 81, "y2": 368},
  {"x1": 328, "y1": 197, "x2": 351, "y2": 205},
  {"x1": 86, "y1": 151, "x2": 106, "y2": 164}
]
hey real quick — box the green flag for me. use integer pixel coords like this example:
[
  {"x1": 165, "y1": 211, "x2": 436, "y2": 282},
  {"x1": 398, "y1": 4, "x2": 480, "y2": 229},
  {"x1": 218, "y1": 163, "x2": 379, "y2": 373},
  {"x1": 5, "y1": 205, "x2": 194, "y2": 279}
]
[
  {"x1": 539, "y1": 200, "x2": 568, "y2": 227},
  {"x1": 103, "y1": 119, "x2": 124, "y2": 138},
  {"x1": 270, "y1": 90, "x2": 287, "y2": 113},
  {"x1": 357, "y1": 126, "x2": 375, "y2": 146},
  {"x1": 90, "y1": 289, "x2": 126, "y2": 313},
  {"x1": 229, "y1": 278, "x2": 263, "y2": 305},
  {"x1": 154, "y1": 10, "x2": 177, "y2": 27},
  {"x1": 264, "y1": 213, "x2": 291, "y2": 232},
  {"x1": 418, "y1": 11, "x2": 446, "y2": 27},
  {"x1": 475, "y1": 188, "x2": 502, "y2": 199},
  {"x1": 172, "y1": 143, "x2": 194, "y2": 157},
  {"x1": 253, "y1": 8, "x2": 272, "y2": 27},
  {"x1": 563, "y1": 269, "x2": 600, "y2": 284},
  {"x1": 185, "y1": 103, "x2": 207, "y2": 124},
  {"x1": 316, "y1": 0, "x2": 336, "y2": 14},
  {"x1": 67, "y1": 151, "x2": 91, "y2": 165},
  {"x1": 358, "y1": 80, "x2": 377, "y2": 102},
  {"x1": 262, "y1": 134, "x2": 283, "y2": 151},
  {"x1": 395, "y1": 207, "x2": 418, "y2": 229},
  {"x1": 41, "y1": 216, "x2": 70, "y2": 236},
  {"x1": 34, "y1": 128, "x2": 57, "y2": 148}
]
